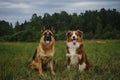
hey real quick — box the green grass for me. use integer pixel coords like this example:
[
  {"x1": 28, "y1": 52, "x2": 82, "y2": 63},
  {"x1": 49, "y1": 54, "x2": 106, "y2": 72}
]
[{"x1": 0, "y1": 40, "x2": 120, "y2": 80}]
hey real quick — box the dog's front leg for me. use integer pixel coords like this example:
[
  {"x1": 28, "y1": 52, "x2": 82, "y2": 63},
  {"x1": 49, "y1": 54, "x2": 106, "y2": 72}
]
[
  {"x1": 38, "y1": 57, "x2": 43, "y2": 75},
  {"x1": 66, "y1": 54, "x2": 71, "y2": 69},
  {"x1": 50, "y1": 59, "x2": 55, "y2": 76},
  {"x1": 66, "y1": 56, "x2": 71, "y2": 69}
]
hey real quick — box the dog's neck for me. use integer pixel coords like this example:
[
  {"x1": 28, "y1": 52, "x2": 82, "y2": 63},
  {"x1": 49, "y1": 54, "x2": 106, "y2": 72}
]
[
  {"x1": 40, "y1": 42, "x2": 54, "y2": 50},
  {"x1": 67, "y1": 42, "x2": 84, "y2": 55}
]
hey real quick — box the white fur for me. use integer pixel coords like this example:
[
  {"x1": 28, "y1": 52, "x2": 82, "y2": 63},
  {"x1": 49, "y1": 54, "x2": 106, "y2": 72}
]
[
  {"x1": 79, "y1": 62, "x2": 86, "y2": 71},
  {"x1": 67, "y1": 42, "x2": 81, "y2": 55},
  {"x1": 67, "y1": 65, "x2": 70, "y2": 69},
  {"x1": 67, "y1": 42, "x2": 81, "y2": 65},
  {"x1": 70, "y1": 54, "x2": 79, "y2": 65},
  {"x1": 67, "y1": 42, "x2": 81, "y2": 51}
]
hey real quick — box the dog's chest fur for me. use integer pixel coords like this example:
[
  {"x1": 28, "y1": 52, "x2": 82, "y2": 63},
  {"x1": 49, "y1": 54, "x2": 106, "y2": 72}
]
[
  {"x1": 67, "y1": 42, "x2": 81, "y2": 65},
  {"x1": 37, "y1": 43, "x2": 55, "y2": 63}
]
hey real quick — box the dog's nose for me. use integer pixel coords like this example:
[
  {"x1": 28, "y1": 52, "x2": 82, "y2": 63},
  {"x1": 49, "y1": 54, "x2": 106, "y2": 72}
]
[
  {"x1": 46, "y1": 36, "x2": 49, "y2": 40},
  {"x1": 73, "y1": 36, "x2": 75, "y2": 39}
]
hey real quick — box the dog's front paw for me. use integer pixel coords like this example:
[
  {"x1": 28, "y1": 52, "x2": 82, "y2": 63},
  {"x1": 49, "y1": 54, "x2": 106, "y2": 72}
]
[
  {"x1": 40, "y1": 73, "x2": 44, "y2": 76},
  {"x1": 39, "y1": 70, "x2": 44, "y2": 76},
  {"x1": 67, "y1": 65, "x2": 70, "y2": 69},
  {"x1": 51, "y1": 71, "x2": 55, "y2": 76}
]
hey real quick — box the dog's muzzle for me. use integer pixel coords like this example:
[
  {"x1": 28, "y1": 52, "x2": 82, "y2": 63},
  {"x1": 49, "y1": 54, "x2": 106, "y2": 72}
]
[
  {"x1": 44, "y1": 35, "x2": 51, "y2": 44},
  {"x1": 72, "y1": 36, "x2": 77, "y2": 45}
]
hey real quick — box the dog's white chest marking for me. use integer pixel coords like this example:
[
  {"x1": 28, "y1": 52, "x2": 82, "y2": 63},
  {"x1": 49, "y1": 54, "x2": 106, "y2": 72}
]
[
  {"x1": 70, "y1": 55, "x2": 78, "y2": 65},
  {"x1": 67, "y1": 42, "x2": 80, "y2": 53},
  {"x1": 67, "y1": 42, "x2": 81, "y2": 65}
]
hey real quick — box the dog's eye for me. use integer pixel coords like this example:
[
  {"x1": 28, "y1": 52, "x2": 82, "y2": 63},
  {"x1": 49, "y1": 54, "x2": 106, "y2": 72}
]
[
  {"x1": 76, "y1": 33, "x2": 81, "y2": 37},
  {"x1": 44, "y1": 32, "x2": 47, "y2": 35},
  {"x1": 77, "y1": 34, "x2": 81, "y2": 37}
]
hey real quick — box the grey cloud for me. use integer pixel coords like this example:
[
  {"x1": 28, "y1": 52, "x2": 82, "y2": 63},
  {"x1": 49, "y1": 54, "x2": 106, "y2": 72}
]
[{"x1": 0, "y1": 0, "x2": 120, "y2": 24}]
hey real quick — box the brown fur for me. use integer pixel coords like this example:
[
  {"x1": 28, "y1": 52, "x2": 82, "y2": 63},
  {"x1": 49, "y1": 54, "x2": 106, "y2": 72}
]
[
  {"x1": 31, "y1": 27, "x2": 55, "y2": 76},
  {"x1": 66, "y1": 30, "x2": 89, "y2": 71},
  {"x1": 76, "y1": 44, "x2": 89, "y2": 70}
]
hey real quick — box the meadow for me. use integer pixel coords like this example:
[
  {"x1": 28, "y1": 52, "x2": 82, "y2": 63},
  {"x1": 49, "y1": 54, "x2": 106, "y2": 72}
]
[{"x1": 0, "y1": 40, "x2": 120, "y2": 80}]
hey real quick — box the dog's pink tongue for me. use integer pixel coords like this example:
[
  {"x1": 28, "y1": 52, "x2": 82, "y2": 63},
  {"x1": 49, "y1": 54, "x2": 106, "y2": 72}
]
[
  {"x1": 73, "y1": 40, "x2": 76, "y2": 45},
  {"x1": 46, "y1": 41, "x2": 50, "y2": 44}
]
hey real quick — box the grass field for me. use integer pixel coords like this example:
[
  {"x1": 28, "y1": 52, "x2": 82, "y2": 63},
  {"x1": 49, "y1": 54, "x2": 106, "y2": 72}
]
[{"x1": 0, "y1": 40, "x2": 120, "y2": 80}]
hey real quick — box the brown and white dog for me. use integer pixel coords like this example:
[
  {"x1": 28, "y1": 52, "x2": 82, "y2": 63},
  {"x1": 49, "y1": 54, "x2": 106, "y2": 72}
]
[
  {"x1": 31, "y1": 27, "x2": 55, "y2": 75},
  {"x1": 66, "y1": 30, "x2": 89, "y2": 71}
]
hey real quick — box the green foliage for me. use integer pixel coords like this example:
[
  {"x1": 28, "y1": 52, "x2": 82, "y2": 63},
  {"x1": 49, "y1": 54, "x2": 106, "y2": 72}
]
[
  {"x1": 55, "y1": 30, "x2": 67, "y2": 40},
  {"x1": 0, "y1": 20, "x2": 13, "y2": 37},
  {"x1": 94, "y1": 23, "x2": 103, "y2": 39},
  {"x1": 0, "y1": 8, "x2": 120, "y2": 41},
  {"x1": 84, "y1": 32, "x2": 94, "y2": 39},
  {"x1": 10, "y1": 29, "x2": 41, "y2": 42},
  {"x1": 0, "y1": 40, "x2": 120, "y2": 80},
  {"x1": 102, "y1": 31, "x2": 115, "y2": 39}
]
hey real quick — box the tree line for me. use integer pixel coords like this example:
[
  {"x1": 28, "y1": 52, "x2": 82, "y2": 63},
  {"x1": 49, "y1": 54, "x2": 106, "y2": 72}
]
[{"x1": 0, "y1": 8, "x2": 120, "y2": 42}]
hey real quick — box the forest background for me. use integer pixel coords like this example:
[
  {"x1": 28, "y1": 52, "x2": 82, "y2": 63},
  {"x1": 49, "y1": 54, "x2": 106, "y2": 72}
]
[{"x1": 0, "y1": 8, "x2": 120, "y2": 42}]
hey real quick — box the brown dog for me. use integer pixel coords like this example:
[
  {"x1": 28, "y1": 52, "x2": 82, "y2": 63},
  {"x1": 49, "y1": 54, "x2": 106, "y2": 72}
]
[
  {"x1": 31, "y1": 27, "x2": 55, "y2": 75},
  {"x1": 66, "y1": 30, "x2": 89, "y2": 71}
]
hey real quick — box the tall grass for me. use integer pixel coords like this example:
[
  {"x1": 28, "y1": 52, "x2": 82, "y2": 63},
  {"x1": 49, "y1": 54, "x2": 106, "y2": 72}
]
[{"x1": 0, "y1": 40, "x2": 120, "y2": 80}]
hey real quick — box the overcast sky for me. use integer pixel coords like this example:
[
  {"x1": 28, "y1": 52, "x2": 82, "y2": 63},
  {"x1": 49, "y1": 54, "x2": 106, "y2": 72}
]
[{"x1": 0, "y1": 0, "x2": 120, "y2": 25}]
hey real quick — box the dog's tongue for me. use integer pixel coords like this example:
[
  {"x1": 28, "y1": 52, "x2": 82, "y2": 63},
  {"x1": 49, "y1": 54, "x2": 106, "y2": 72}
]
[
  {"x1": 46, "y1": 41, "x2": 50, "y2": 44},
  {"x1": 72, "y1": 40, "x2": 76, "y2": 45}
]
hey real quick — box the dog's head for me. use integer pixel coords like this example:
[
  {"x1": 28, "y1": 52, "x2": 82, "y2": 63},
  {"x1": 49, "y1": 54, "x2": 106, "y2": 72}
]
[
  {"x1": 41, "y1": 27, "x2": 55, "y2": 44},
  {"x1": 66, "y1": 30, "x2": 83, "y2": 45}
]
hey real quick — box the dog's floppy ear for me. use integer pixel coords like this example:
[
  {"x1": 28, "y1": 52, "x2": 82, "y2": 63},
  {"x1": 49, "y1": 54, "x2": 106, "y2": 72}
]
[
  {"x1": 77, "y1": 30, "x2": 83, "y2": 38},
  {"x1": 51, "y1": 27, "x2": 55, "y2": 33},
  {"x1": 66, "y1": 31, "x2": 72, "y2": 38},
  {"x1": 41, "y1": 26, "x2": 46, "y2": 33}
]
